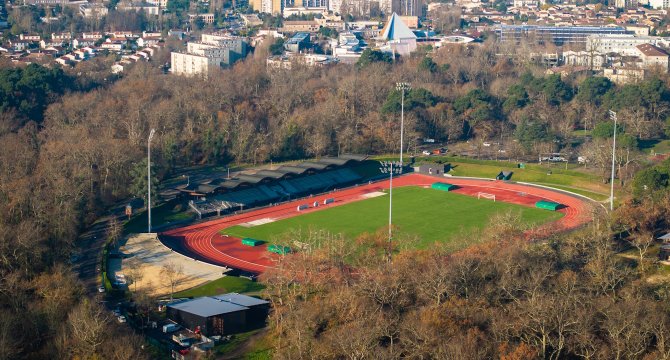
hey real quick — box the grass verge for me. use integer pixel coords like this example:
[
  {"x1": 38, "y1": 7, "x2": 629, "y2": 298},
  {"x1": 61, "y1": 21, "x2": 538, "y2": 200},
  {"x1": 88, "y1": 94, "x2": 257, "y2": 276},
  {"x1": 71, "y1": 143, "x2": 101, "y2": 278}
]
[{"x1": 173, "y1": 276, "x2": 265, "y2": 298}]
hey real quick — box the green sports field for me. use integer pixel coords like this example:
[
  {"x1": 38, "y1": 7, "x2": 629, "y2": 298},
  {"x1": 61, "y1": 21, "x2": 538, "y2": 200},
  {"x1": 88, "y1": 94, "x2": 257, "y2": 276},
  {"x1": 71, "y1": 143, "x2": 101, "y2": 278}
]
[{"x1": 223, "y1": 187, "x2": 563, "y2": 251}]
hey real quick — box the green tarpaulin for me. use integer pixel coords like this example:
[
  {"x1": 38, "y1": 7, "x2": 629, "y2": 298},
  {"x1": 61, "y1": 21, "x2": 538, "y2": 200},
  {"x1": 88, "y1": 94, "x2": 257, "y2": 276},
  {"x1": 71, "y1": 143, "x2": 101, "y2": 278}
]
[
  {"x1": 535, "y1": 200, "x2": 562, "y2": 211},
  {"x1": 431, "y1": 182, "x2": 456, "y2": 191},
  {"x1": 268, "y1": 244, "x2": 292, "y2": 255},
  {"x1": 241, "y1": 238, "x2": 264, "y2": 246}
]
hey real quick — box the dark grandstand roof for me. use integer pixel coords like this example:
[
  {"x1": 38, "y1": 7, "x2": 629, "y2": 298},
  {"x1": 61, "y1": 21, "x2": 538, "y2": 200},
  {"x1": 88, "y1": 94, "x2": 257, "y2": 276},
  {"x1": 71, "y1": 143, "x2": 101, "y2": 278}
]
[
  {"x1": 236, "y1": 174, "x2": 268, "y2": 184},
  {"x1": 339, "y1": 154, "x2": 368, "y2": 161},
  {"x1": 297, "y1": 161, "x2": 331, "y2": 170},
  {"x1": 254, "y1": 170, "x2": 289, "y2": 179},
  {"x1": 197, "y1": 184, "x2": 220, "y2": 193},
  {"x1": 176, "y1": 155, "x2": 368, "y2": 195},
  {"x1": 220, "y1": 179, "x2": 246, "y2": 189},
  {"x1": 276, "y1": 166, "x2": 310, "y2": 174}
]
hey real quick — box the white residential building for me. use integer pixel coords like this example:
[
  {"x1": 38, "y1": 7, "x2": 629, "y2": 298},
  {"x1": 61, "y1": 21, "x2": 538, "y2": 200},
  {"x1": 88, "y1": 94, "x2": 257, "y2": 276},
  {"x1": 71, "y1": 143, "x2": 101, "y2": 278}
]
[
  {"x1": 171, "y1": 52, "x2": 220, "y2": 77},
  {"x1": 171, "y1": 34, "x2": 249, "y2": 77},
  {"x1": 586, "y1": 34, "x2": 670, "y2": 56},
  {"x1": 649, "y1": 0, "x2": 670, "y2": 9},
  {"x1": 562, "y1": 50, "x2": 607, "y2": 70}
]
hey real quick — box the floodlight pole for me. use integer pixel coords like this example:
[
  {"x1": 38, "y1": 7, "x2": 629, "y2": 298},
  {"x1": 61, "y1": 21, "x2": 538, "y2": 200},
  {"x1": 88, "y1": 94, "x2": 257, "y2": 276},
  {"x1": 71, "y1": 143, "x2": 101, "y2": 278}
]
[
  {"x1": 147, "y1": 129, "x2": 156, "y2": 233},
  {"x1": 396, "y1": 82, "x2": 411, "y2": 165},
  {"x1": 388, "y1": 161, "x2": 393, "y2": 262},
  {"x1": 609, "y1": 110, "x2": 617, "y2": 211}
]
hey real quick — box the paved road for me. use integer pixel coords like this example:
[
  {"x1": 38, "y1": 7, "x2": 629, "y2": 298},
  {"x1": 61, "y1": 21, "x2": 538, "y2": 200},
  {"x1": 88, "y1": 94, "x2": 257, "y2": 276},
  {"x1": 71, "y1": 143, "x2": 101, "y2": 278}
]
[{"x1": 74, "y1": 203, "x2": 127, "y2": 294}]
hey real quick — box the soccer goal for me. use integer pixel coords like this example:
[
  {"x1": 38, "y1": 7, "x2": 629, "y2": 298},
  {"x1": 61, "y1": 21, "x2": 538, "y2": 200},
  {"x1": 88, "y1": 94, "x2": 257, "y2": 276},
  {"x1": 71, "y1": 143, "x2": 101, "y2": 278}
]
[{"x1": 477, "y1": 192, "x2": 496, "y2": 202}]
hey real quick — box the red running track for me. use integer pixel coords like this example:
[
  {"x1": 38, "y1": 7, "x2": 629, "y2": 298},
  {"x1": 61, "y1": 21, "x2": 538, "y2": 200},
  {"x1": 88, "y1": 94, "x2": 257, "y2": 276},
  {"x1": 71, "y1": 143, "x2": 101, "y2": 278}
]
[{"x1": 160, "y1": 174, "x2": 595, "y2": 274}]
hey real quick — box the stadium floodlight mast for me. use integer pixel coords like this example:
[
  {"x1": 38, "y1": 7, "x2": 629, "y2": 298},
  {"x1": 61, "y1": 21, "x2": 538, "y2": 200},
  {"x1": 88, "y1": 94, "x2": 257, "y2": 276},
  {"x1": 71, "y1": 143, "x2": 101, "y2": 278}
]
[
  {"x1": 396, "y1": 82, "x2": 411, "y2": 165},
  {"x1": 147, "y1": 128, "x2": 156, "y2": 233},
  {"x1": 609, "y1": 110, "x2": 617, "y2": 211},
  {"x1": 379, "y1": 161, "x2": 403, "y2": 262}
]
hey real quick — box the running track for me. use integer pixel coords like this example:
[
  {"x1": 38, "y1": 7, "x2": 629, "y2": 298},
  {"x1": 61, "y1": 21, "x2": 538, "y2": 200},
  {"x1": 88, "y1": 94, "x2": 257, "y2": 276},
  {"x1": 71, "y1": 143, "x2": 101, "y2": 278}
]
[{"x1": 160, "y1": 174, "x2": 594, "y2": 274}]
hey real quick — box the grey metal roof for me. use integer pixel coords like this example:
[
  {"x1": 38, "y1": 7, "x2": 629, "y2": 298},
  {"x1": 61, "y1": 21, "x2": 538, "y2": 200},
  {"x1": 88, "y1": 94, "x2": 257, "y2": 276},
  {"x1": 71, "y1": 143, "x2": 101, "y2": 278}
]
[
  {"x1": 276, "y1": 166, "x2": 309, "y2": 174},
  {"x1": 237, "y1": 174, "x2": 268, "y2": 184},
  {"x1": 338, "y1": 154, "x2": 368, "y2": 161},
  {"x1": 212, "y1": 293, "x2": 269, "y2": 307},
  {"x1": 297, "y1": 161, "x2": 330, "y2": 170},
  {"x1": 254, "y1": 170, "x2": 287, "y2": 179},
  {"x1": 168, "y1": 297, "x2": 248, "y2": 318}
]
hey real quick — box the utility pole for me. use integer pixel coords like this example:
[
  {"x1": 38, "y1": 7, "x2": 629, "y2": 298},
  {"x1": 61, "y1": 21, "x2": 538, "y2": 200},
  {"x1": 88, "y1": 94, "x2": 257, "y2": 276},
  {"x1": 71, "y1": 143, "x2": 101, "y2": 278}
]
[
  {"x1": 609, "y1": 110, "x2": 617, "y2": 211},
  {"x1": 147, "y1": 129, "x2": 156, "y2": 233}
]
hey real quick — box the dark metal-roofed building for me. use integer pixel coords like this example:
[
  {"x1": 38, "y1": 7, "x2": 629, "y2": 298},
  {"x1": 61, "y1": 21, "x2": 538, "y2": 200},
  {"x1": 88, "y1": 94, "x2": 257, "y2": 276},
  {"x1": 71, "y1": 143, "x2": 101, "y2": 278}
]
[{"x1": 167, "y1": 293, "x2": 269, "y2": 336}]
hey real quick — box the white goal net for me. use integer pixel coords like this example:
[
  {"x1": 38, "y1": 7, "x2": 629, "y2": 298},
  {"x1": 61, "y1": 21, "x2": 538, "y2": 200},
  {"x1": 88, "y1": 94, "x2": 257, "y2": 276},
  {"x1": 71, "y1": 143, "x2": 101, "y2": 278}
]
[{"x1": 477, "y1": 192, "x2": 496, "y2": 202}]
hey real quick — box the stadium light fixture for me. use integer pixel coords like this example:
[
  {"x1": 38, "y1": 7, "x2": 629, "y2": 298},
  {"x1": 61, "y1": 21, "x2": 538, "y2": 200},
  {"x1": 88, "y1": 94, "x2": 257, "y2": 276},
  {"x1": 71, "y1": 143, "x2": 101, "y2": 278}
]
[
  {"x1": 148, "y1": 128, "x2": 156, "y2": 233},
  {"x1": 379, "y1": 161, "x2": 403, "y2": 262},
  {"x1": 609, "y1": 110, "x2": 617, "y2": 211},
  {"x1": 395, "y1": 82, "x2": 411, "y2": 166}
]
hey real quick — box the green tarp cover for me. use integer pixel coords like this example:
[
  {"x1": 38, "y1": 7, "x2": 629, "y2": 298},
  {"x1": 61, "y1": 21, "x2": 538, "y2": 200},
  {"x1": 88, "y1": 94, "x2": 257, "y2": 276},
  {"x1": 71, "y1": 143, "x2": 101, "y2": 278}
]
[
  {"x1": 535, "y1": 200, "x2": 562, "y2": 211},
  {"x1": 431, "y1": 182, "x2": 456, "y2": 191},
  {"x1": 242, "y1": 238, "x2": 264, "y2": 246},
  {"x1": 268, "y1": 244, "x2": 292, "y2": 254}
]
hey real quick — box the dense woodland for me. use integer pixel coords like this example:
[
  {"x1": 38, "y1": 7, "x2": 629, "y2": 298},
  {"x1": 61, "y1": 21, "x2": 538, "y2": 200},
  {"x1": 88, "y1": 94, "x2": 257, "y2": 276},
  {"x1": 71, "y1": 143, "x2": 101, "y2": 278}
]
[{"x1": 0, "y1": 39, "x2": 670, "y2": 358}]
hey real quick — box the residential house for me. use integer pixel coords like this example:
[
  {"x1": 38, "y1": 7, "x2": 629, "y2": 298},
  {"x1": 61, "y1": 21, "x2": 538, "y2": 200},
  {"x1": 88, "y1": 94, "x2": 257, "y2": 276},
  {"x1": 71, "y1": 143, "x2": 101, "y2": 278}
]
[
  {"x1": 82, "y1": 32, "x2": 104, "y2": 40},
  {"x1": 281, "y1": 20, "x2": 320, "y2": 33},
  {"x1": 73, "y1": 38, "x2": 97, "y2": 48},
  {"x1": 188, "y1": 13, "x2": 215, "y2": 24},
  {"x1": 137, "y1": 36, "x2": 161, "y2": 47},
  {"x1": 10, "y1": 40, "x2": 31, "y2": 51},
  {"x1": 19, "y1": 34, "x2": 41, "y2": 42},
  {"x1": 52, "y1": 32, "x2": 72, "y2": 41},
  {"x1": 636, "y1": 43, "x2": 669, "y2": 71},
  {"x1": 101, "y1": 42, "x2": 124, "y2": 51},
  {"x1": 80, "y1": 3, "x2": 109, "y2": 18}
]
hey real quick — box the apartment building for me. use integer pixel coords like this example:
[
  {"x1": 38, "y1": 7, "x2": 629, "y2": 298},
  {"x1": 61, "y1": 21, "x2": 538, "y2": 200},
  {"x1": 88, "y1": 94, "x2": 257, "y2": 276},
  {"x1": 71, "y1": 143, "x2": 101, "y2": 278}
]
[
  {"x1": 171, "y1": 34, "x2": 249, "y2": 76},
  {"x1": 586, "y1": 34, "x2": 670, "y2": 56}
]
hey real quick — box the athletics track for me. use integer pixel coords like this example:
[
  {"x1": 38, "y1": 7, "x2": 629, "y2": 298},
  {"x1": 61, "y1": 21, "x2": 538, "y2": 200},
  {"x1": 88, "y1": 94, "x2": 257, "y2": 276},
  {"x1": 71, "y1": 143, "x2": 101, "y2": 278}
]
[{"x1": 160, "y1": 173, "x2": 595, "y2": 274}]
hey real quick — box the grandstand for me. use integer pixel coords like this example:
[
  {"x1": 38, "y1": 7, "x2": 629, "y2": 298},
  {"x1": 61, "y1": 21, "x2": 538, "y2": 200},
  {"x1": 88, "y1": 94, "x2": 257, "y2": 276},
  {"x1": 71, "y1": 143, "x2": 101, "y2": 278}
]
[{"x1": 179, "y1": 155, "x2": 378, "y2": 218}]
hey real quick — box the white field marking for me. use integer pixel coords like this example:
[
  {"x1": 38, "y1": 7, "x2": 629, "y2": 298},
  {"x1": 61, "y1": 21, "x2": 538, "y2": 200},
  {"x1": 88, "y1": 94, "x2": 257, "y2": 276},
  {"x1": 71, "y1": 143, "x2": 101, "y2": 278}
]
[
  {"x1": 239, "y1": 218, "x2": 276, "y2": 228},
  {"x1": 361, "y1": 191, "x2": 387, "y2": 199}
]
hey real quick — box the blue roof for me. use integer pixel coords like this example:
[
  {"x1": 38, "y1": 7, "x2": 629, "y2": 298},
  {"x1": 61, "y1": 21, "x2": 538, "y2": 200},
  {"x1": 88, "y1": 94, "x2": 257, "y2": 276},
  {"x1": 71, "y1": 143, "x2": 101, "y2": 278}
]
[
  {"x1": 287, "y1": 32, "x2": 310, "y2": 44},
  {"x1": 380, "y1": 13, "x2": 416, "y2": 41},
  {"x1": 168, "y1": 297, "x2": 248, "y2": 317}
]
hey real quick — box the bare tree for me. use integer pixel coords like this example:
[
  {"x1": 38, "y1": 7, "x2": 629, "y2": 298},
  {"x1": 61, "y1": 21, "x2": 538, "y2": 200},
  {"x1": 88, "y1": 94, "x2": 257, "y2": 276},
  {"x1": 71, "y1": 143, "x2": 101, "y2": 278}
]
[
  {"x1": 66, "y1": 299, "x2": 110, "y2": 357},
  {"x1": 160, "y1": 262, "x2": 185, "y2": 300}
]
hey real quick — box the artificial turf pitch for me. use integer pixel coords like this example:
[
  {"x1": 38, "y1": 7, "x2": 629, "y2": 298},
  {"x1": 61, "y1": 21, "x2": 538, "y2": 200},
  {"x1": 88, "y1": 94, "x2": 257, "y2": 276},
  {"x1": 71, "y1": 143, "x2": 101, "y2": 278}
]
[{"x1": 223, "y1": 186, "x2": 563, "y2": 250}]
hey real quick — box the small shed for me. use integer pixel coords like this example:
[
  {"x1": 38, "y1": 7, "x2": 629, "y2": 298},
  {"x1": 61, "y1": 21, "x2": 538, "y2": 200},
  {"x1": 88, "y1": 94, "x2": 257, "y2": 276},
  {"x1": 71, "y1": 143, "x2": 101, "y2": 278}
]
[
  {"x1": 535, "y1": 200, "x2": 563, "y2": 211},
  {"x1": 496, "y1": 171, "x2": 513, "y2": 180},
  {"x1": 268, "y1": 244, "x2": 292, "y2": 255},
  {"x1": 431, "y1": 182, "x2": 456, "y2": 192},
  {"x1": 416, "y1": 163, "x2": 446, "y2": 176},
  {"x1": 241, "y1": 238, "x2": 264, "y2": 247}
]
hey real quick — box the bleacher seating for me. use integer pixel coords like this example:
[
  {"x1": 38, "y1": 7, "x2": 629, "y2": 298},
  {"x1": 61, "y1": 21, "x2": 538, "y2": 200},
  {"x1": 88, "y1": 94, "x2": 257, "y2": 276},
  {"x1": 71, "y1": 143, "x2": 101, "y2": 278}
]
[{"x1": 189, "y1": 162, "x2": 367, "y2": 219}]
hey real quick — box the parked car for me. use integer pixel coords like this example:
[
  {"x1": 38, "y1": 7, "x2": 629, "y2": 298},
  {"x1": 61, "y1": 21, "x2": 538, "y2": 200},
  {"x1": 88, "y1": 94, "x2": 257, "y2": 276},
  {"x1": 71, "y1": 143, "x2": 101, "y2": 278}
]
[
  {"x1": 483, "y1": 142, "x2": 492, "y2": 147},
  {"x1": 163, "y1": 323, "x2": 181, "y2": 333},
  {"x1": 97, "y1": 286, "x2": 105, "y2": 293},
  {"x1": 117, "y1": 315, "x2": 126, "y2": 323},
  {"x1": 114, "y1": 274, "x2": 127, "y2": 286},
  {"x1": 422, "y1": 150, "x2": 431, "y2": 156}
]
